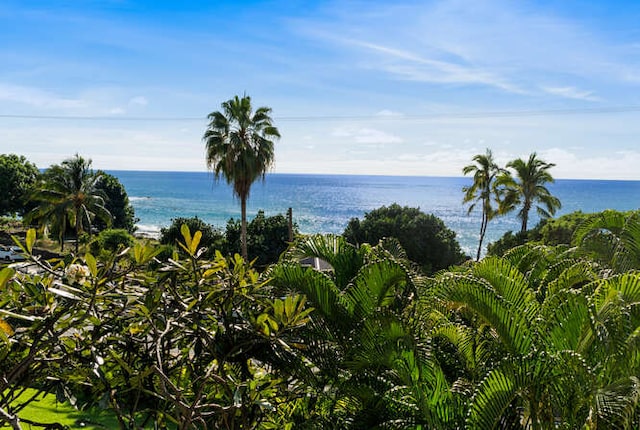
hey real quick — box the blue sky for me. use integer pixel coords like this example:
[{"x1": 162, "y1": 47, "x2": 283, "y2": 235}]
[{"x1": 2, "y1": 0, "x2": 640, "y2": 179}]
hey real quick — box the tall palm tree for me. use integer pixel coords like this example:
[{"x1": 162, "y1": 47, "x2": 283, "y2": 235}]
[
  {"x1": 27, "y1": 154, "x2": 111, "y2": 253},
  {"x1": 497, "y1": 153, "x2": 561, "y2": 233},
  {"x1": 462, "y1": 149, "x2": 503, "y2": 260},
  {"x1": 203, "y1": 95, "x2": 280, "y2": 260}
]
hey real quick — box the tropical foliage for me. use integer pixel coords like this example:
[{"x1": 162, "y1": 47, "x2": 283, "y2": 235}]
[
  {"x1": 1, "y1": 227, "x2": 311, "y2": 430},
  {"x1": 25, "y1": 154, "x2": 112, "y2": 253},
  {"x1": 204, "y1": 95, "x2": 280, "y2": 260},
  {"x1": 268, "y1": 234, "x2": 464, "y2": 428},
  {"x1": 430, "y1": 243, "x2": 640, "y2": 428},
  {"x1": 160, "y1": 216, "x2": 226, "y2": 257},
  {"x1": 0, "y1": 153, "x2": 40, "y2": 217},
  {"x1": 160, "y1": 213, "x2": 297, "y2": 267},
  {"x1": 94, "y1": 171, "x2": 137, "y2": 233},
  {"x1": 2, "y1": 213, "x2": 640, "y2": 428},
  {"x1": 226, "y1": 210, "x2": 298, "y2": 268}
]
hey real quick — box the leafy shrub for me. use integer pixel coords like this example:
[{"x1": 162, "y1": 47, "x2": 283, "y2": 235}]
[
  {"x1": 0, "y1": 153, "x2": 40, "y2": 217},
  {"x1": 94, "y1": 172, "x2": 138, "y2": 233},
  {"x1": 343, "y1": 203, "x2": 466, "y2": 274},
  {"x1": 487, "y1": 230, "x2": 532, "y2": 256},
  {"x1": 90, "y1": 228, "x2": 135, "y2": 254},
  {"x1": 160, "y1": 216, "x2": 225, "y2": 256},
  {"x1": 487, "y1": 210, "x2": 627, "y2": 256},
  {"x1": 225, "y1": 210, "x2": 298, "y2": 267}
]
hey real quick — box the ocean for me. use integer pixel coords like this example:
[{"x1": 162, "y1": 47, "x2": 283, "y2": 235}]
[{"x1": 110, "y1": 171, "x2": 640, "y2": 256}]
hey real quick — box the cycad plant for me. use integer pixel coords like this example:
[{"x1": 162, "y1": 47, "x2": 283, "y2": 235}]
[
  {"x1": 430, "y1": 245, "x2": 640, "y2": 429},
  {"x1": 268, "y1": 235, "x2": 463, "y2": 428},
  {"x1": 572, "y1": 209, "x2": 640, "y2": 273}
]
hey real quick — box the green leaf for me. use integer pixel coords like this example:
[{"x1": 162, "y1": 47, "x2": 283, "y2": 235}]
[
  {"x1": 85, "y1": 253, "x2": 98, "y2": 277},
  {"x1": 0, "y1": 267, "x2": 14, "y2": 289},
  {"x1": 25, "y1": 228, "x2": 36, "y2": 253},
  {"x1": 180, "y1": 224, "x2": 192, "y2": 247},
  {"x1": 132, "y1": 242, "x2": 161, "y2": 265},
  {"x1": 190, "y1": 230, "x2": 202, "y2": 254}
]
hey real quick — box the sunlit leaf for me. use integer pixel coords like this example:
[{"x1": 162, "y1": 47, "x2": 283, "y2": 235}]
[
  {"x1": 85, "y1": 253, "x2": 98, "y2": 277},
  {"x1": 0, "y1": 267, "x2": 14, "y2": 288},
  {"x1": 26, "y1": 228, "x2": 36, "y2": 253}
]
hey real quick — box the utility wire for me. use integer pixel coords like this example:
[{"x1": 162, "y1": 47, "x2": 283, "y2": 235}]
[{"x1": 1, "y1": 105, "x2": 640, "y2": 122}]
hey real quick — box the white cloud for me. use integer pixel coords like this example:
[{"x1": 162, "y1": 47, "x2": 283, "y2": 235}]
[
  {"x1": 331, "y1": 127, "x2": 403, "y2": 144},
  {"x1": 539, "y1": 147, "x2": 640, "y2": 180},
  {"x1": 376, "y1": 109, "x2": 403, "y2": 117},
  {"x1": 129, "y1": 96, "x2": 148, "y2": 106},
  {"x1": 0, "y1": 83, "x2": 86, "y2": 109},
  {"x1": 541, "y1": 86, "x2": 600, "y2": 102}
]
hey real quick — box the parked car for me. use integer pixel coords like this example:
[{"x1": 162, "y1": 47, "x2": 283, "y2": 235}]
[{"x1": 0, "y1": 245, "x2": 26, "y2": 262}]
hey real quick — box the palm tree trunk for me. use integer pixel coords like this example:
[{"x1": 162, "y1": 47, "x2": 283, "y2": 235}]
[
  {"x1": 75, "y1": 209, "x2": 81, "y2": 254},
  {"x1": 241, "y1": 196, "x2": 248, "y2": 260},
  {"x1": 521, "y1": 200, "x2": 531, "y2": 233},
  {"x1": 477, "y1": 212, "x2": 487, "y2": 261}
]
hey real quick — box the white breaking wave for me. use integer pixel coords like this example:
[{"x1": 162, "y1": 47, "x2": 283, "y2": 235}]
[{"x1": 134, "y1": 224, "x2": 161, "y2": 239}]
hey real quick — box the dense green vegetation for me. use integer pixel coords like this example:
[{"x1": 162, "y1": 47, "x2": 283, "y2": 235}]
[
  {"x1": 343, "y1": 203, "x2": 466, "y2": 274},
  {"x1": 94, "y1": 172, "x2": 138, "y2": 233},
  {"x1": 2, "y1": 153, "x2": 137, "y2": 252},
  {"x1": 25, "y1": 154, "x2": 112, "y2": 254},
  {"x1": 2, "y1": 141, "x2": 639, "y2": 428},
  {"x1": 0, "y1": 154, "x2": 39, "y2": 218},
  {"x1": 160, "y1": 212, "x2": 298, "y2": 267},
  {"x1": 225, "y1": 210, "x2": 298, "y2": 268},
  {"x1": 3, "y1": 205, "x2": 638, "y2": 429}
]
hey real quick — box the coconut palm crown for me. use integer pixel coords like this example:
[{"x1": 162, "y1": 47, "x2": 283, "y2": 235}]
[
  {"x1": 27, "y1": 154, "x2": 111, "y2": 253},
  {"x1": 203, "y1": 95, "x2": 280, "y2": 259},
  {"x1": 497, "y1": 152, "x2": 561, "y2": 233},
  {"x1": 463, "y1": 149, "x2": 504, "y2": 260}
]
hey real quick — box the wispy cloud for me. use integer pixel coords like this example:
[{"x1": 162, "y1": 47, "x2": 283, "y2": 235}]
[
  {"x1": 541, "y1": 86, "x2": 601, "y2": 102},
  {"x1": 295, "y1": 0, "x2": 640, "y2": 100},
  {"x1": 342, "y1": 38, "x2": 524, "y2": 93},
  {"x1": 0, "y1": 83, "x2": 86, "y2": 109},
  {"x1": 129, "y1": 96, "x2": 148, "y2": 106},
  {"x1": 332, "y1": 126, "x2": 403, "y2": 144}
]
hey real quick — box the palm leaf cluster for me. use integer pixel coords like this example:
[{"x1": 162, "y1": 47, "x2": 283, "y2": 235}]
[
  {"x1": 25, "y1": 154, "x2": 111, "y2": 253},
  {"x1": 463, "y1": 150, "x2": 561, "y2": 260},
  {"x1": 430, "y1": 243, "x2": 640, "y2": 429},
  {"x1": 269, "y1": 235, "x2": 463, "y2": 428}
]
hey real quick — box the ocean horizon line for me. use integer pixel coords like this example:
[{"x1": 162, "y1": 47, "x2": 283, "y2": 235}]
[{"x1": 103, "y1": 169, "x2": 640, "y2": 183}]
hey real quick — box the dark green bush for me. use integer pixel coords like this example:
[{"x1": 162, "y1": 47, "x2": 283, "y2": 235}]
[
  {"x1": 225, "y1": 211, "x2": 298, "y2": 268},
  {"x1": 160, "y1": 217, "x2": 225, "y2": 256},
  {"x1": 90, "y1": 228, "x2": 135, "y2": 254},
  {"x1": 343, "y1": 203, "x2": 466, "y2": 274}
]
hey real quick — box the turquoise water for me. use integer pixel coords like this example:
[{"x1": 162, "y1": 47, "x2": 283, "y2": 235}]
[{"x1": 111, "y1": 171, "x2": 640, "y2": 256}]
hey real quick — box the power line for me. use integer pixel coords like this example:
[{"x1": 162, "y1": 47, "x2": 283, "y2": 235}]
[{"x1": 1, "y1": 105, "x2": 640, "y2": 122}]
